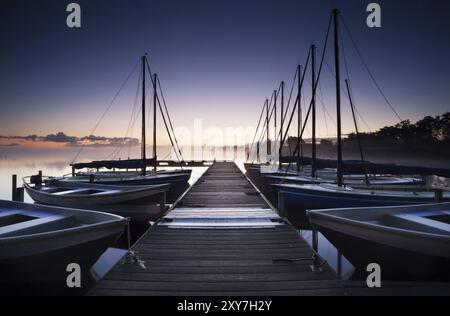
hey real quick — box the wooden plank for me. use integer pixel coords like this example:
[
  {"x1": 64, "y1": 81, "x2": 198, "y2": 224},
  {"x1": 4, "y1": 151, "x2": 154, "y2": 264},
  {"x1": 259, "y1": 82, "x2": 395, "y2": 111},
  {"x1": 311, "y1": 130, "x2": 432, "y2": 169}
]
[
  {"x1": 93, "y1": 279, "x2": 345, "y2": 292},
  {"x1": 105, "y1": 264, "x2": 320, "y2": 274},
  {"x1": 115, "y1": 258, "x2": 316, "y2": 268},
  {"x1": 137, "y1": 242, "x2": 309, "y2": 250},
  {"x1": 89, "y1": 162, "x2": 347, "y2": 296},
  {"x1": 89, "y1": 288, "x2": 346, "y2": 296},
  {"x1": 105, "y1": 272, "x2": 339, "y2": 283}
]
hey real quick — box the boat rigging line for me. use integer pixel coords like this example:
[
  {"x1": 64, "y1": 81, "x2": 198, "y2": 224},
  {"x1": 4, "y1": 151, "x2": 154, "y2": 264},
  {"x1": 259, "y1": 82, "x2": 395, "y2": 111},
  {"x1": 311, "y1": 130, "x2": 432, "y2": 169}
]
[
  {"x1": 156, "y1": 75, "x2": 185, "y2": 161},
  {"x1": 346, "y1": 79, "x2": 370, "y2": 186},
  {"x1": 251, "y1": 90, "x2": 277, "y2": 163},
  {"x1": 145, "y1": 57, "x2": 186, "y2": 166},
  {"x1": 71, "y1": 58, "x2": 141, "y2": 164},
  {"x1": 105, "y1": 64, "x2": 143, "y2": 161},
  {"x1": 251, "y1": 95, "x2": 274, "y2": 163},
  {"x1": 340, "y1": 13, "x2": 403, "y2": 122},
  {"x1": 246, "y1": 100, "x2": 267, "y2": 162},
  {"x1": 282, "y1": 11, "x2": 332, "y2": 155},
  {"x1": 323, "y1": 56, "x2": 372, "y2": 133}
]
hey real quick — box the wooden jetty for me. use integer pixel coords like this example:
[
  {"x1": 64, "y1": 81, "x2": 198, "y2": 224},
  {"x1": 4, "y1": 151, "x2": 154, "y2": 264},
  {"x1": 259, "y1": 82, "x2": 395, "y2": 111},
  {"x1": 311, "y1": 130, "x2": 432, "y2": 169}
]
[
  {"x1": 89, "y1": 162, "x2": 346, "y2": 296},
  {"x1": 89, "y1": 162, "x2": 450, "y2": 296}
]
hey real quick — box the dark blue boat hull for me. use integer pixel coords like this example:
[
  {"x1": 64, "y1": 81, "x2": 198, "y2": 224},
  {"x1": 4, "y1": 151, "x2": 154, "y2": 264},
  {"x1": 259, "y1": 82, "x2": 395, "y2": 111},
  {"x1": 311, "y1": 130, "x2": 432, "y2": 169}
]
[{"x1": 276, "y1": 186, "x2": 449, "y2": 223}]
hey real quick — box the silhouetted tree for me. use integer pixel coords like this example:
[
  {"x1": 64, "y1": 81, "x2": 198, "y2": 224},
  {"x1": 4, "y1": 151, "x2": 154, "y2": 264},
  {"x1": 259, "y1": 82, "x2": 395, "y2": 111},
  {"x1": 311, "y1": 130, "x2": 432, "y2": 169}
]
[{"x1": 344, "y1": 112, "x2": 449, "y2": 145}]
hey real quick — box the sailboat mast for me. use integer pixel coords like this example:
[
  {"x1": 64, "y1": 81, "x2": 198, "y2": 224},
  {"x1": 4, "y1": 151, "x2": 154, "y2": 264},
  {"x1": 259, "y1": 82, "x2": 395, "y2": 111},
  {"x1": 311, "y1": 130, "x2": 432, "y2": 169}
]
[
  {"x1": 346, "y1": 79, "x2": 370, "y2": 186},
  {"x1": 266, "y1": 98, "x2": 270, "y2": 157},
  {"x1": 279, "y1": 81, "x2": 284, "y2": 170},
  {"x1": 333, "y1": 9, "x2": 343, "y2": 186},
  {"x1": 141, "y1": 55, "x2": 147, "y2": 176},
  {"x1": 297, "y1": 65, "x2": 302, "y2": 172},
  {"x1": 153, "y1": 73, "x2": 158, "y2": 172},
  {"x1": 273, "y1": 90, "x2": 277, "y2": 161},
  {"x1": 311, "y1": 44, "x2": 317, "y2": 178}
]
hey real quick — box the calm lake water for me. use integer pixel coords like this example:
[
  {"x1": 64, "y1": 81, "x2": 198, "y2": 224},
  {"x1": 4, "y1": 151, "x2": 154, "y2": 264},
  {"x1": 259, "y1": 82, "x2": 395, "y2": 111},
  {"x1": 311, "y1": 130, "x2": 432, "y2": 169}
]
[{"x1": 0, "y1": 147, "x2": 354, "y2": 289}]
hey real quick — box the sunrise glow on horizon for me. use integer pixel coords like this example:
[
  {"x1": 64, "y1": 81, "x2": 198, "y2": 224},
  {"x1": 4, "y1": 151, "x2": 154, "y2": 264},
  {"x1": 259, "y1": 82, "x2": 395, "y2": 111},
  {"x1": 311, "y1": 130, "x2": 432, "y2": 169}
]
[{"x1": 1, "y1": 0, "x2": 449, "y2": 148}]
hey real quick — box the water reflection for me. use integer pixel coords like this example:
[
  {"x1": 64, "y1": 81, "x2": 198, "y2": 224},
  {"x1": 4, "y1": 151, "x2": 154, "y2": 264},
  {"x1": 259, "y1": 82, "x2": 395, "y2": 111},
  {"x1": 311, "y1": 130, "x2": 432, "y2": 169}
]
[
  {"x1": 0, "y1": 148, "x2": 210, "y2": 294},
  {"x1": 1, "y1": 151, "x2": 355, "y2": 291},
  {"x1": 92, "y1": 248, "x2": 128, "y2": 280},
  {"x1": 298, "y1": 228, "x2": 355, "y2": 280}
]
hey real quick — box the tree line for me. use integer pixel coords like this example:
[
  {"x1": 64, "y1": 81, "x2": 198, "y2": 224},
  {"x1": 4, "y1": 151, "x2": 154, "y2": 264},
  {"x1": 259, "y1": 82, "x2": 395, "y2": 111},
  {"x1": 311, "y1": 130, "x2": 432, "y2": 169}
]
[{"x1": 347, "y1": 112, "x2": 450, "y2": 145}]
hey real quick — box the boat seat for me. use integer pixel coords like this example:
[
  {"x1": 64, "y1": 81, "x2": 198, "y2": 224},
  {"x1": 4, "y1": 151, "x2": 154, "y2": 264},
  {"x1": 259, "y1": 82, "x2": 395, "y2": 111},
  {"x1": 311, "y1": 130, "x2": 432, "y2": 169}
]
[
  {"x1": 0, "y1": 210, "x2": 28, "y2": 226},
  {"x1": 0, "y1": 215, "x2": 75, "y2": 237},
  {"x1": 0, "y1": 210, "x2": 24, "y2": 217},
  {"x1": 382, "y1": 213, "x2": 450, "y2": 235}
]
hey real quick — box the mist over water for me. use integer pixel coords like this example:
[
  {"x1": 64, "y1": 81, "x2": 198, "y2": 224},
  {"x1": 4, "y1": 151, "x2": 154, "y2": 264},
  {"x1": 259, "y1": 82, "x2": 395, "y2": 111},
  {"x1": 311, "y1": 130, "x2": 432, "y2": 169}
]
[{"x1": 0, "y1": 145, "x2": 221, "y2": 201}]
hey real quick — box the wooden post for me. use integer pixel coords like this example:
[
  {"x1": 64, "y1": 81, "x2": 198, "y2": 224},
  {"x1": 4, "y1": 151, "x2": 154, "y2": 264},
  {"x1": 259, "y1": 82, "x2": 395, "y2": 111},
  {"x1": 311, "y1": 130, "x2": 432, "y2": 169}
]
[
  {"x1": 312, "y1": 229, "x2": 318, "y2": 253},
  {"x1": 277, "y1": 191, "x2": 287, "y2": 218},
  {"x1": 17, "y1": 187, "x2": 24, "y2": 202},
  {"x1": 12, "y1": 174, "x2": 17, "y2": 201},
  {"x1": 337, "y1": 250, "x2": 343, "y2": 276},
  {"x1": 12, "y1": 174, "x2": 24, "y2": 202},
  {"x1": 256, "y1": 142, "x2": 260, "y2": 163},
  {"x1": 311, "y1": 228, "x2": 322, "y2": 273},
  {"x1": 435, "y1": 189, "x2": 444, "y2": 203},
  {"x1": 159, "y1": 192, "x2": 166, "y2": 215}
]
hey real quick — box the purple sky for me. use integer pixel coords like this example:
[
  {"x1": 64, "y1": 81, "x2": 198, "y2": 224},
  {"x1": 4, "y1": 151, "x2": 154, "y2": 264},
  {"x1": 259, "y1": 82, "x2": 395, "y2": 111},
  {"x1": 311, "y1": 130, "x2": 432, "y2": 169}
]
[{"x1": 0, "y1": 0, "x2": 449, "y2": 146}]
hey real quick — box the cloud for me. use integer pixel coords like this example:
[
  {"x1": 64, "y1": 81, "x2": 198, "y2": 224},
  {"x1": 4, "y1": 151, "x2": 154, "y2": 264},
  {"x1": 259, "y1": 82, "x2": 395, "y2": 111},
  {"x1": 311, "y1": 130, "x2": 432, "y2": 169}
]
[
  {"x1": 43, "y1": 132, "x2": 78, "y2": 144},
  {"x1": 0, "y1": 143, "x2": 20, "y2": 147},
  {"x1": 0, "y1": 133, "x2": 139, "y2": 147}
]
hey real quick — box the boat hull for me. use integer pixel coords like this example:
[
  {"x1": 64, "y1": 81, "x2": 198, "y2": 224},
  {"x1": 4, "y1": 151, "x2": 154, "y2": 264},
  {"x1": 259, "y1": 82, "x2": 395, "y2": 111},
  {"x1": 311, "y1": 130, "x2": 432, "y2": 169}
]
[
  {"x1": 307, "y1": 203, "x2": 450, "y2": 281},
  {"x1": 0, "y1": 201, "x2": 127, "y2": 295},
  {"x1": 245, "y1": 169, "x2": 278, "y2": 206},
  {"x1": 276, "y1": 186, "x2": 448, "y2": 223},
  {"x1": 0, "y1": 234, "x2": 120, "y2": 295},
  {"x1": 25, "y1": 185, "x2": 166, "y2": 207},
  {"x1": 64, "y1": 172, "x2": 191, "y2": 203},
  {"x1": 316, "y1": 226, "x2": 450, "y2": 281},
  {"x1": 24, "y1": 180, "x2": 170, "y2": 222}
]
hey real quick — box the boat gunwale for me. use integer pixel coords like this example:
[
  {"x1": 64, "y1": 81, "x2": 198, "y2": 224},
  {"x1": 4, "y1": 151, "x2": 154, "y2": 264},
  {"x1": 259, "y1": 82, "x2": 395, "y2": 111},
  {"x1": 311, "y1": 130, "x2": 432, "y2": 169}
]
[
  {"x1": 273, "y1": 183, "x2": 446, "y2": 199},
  {"x1": 307, "y1": 203, "x2": 450, "y2": 242},
  {"x1": 0, "y1": 201, "x2": 128, "y2": 244},
  {"x1": 265, "y1": 174, "x2": 420, "y2": 185},
  {"x1": 22, "y1": 178, "x2": 170, "y2": 199}
]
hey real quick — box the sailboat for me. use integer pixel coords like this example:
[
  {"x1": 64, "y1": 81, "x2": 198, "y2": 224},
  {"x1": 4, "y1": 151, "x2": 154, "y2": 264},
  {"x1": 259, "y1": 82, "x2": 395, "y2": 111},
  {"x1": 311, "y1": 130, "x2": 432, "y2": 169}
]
[
  {"x1": 272, "y1": 9, "x2": 449, "y2": 217},
  {"x1": 23, "y1": 175, "x2": 170, "y2": 221},
  {"x1": 265, "y1": 172, "x2": 424, "y2": 190},
  {"x1": 57, "y1": 55, "x2": 191, "y2": 203},
  {"x1": 245, "y1": 39, "x2": 423, "y2": 205},
  {"x1": 277, "y1": 183, "x2": 449, "y2": 209}
]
